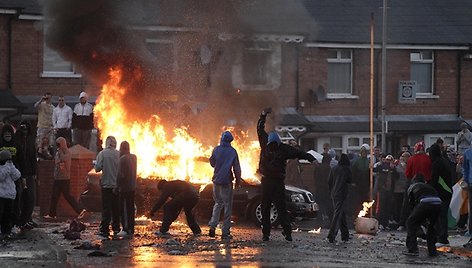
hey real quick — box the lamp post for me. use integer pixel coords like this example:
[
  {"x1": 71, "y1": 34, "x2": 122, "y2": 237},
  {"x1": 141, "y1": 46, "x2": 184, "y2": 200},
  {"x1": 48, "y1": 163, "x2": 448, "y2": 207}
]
[{"x1": 381, "y1": 0, "x2": 388, "y2": 153}]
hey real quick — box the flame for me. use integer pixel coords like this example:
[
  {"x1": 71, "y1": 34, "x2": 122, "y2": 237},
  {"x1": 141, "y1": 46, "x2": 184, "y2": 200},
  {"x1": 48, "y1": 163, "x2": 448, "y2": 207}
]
[
  {"x1": 357, "y1": 200, "x2": 375, "y2": 218},
  {"x1": 94, "y1": 67, "x2": 260, "y2": 183}
]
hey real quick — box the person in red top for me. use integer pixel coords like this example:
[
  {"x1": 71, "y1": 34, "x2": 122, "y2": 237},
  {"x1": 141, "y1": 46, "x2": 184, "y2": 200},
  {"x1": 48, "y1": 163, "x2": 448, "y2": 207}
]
[{"x1": 405, "y1": 141, "x2": 432, "y2": 181}]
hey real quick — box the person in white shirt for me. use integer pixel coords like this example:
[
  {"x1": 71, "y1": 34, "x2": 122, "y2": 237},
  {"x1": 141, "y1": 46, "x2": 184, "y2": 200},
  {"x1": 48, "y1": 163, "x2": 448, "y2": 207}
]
[
  {"x1": 72, "y1": 92, "x2": 94, "y2": 149},
  {"x1": 53, "y1": 96, "x2": 73, "y2": 146}
]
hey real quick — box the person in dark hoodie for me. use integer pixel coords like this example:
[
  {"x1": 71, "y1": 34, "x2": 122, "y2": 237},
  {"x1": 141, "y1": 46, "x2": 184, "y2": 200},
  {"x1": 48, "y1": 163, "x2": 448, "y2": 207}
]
[
  {"x1": 116, "y1": 141, "x2": 137, "y2": 237},
  {"x1": 327, "y1": 153, "x2": 352, "y2": 243},
  {"x1": 208, "y1": 131, "x2": 242, "y2": 239},
  {"x1": 403, "y1": 174, "x2": 441, "y2": 256},
  {"x1": 257, "y1": 107, "x2": 316, "y2": 242},
  {"x1": 15, "y1": 121, "x2": 38, "y2": 229},
  {"x1": 0, "y1": 124, "x2": 22, "y2": 229},
  {"x1": 428, "y1": 143, "x2": 453, "y2": 247},
  {"x1": 149, "y1": 180, "x2": 201, "y2": 236}
]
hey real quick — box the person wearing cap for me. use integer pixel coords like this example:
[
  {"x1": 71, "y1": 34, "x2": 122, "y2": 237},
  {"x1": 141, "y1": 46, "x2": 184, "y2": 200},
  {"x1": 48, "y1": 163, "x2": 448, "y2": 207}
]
[
  {"x1": 457, "y1": 122, "x2": 472, "y2": 155},
  {"x1": 72, "y1": 91, "x2": 94, "y2": 149},
  {"x1": 257, "y1": 107, "x2": 316, "y2": 242},
  {"x1": 34, "y1": 92, "x2": 54, "y2": 148},
  {"x1": 0, "y1": 150, "x2": 21, "y2": 238},
  {"x1": 53, "y1": 95, "x2": 73, "y2": 146},
  {"x1": 405, "y1": 141, "x2": 432, "y2": 182}
]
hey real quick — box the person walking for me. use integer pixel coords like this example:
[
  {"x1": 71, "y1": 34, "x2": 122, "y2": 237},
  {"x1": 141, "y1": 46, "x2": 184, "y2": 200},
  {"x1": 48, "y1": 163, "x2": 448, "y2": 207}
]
[
  {"x1": 428, "y1": 143, "x2": 453, "y2": 247},
  {"x1": 72, "y1": 92, "x2": 94, "y2": 149},
  {"x1": 0, "y1": 150, "x2": 21, "y2": 238},
  {"x1": 403, "y1": 174, "x2": 441, "y2": 257},
  {"x1": 53, "y1": 95, "x2": 73, "y2": 146},
  {"x1": 314, "y1": 154, "x2": 333, "y2": 228},
  {"x1": 34, "y1": 92, "x2": 54, "y2": 148},
  {"x1": 116, "y1": 141, "x2": 137, "y2": 237},
  {"x1": 208, "y1": 131, "x2": 242, "y2": 239},
  {"x1": 94, "y1": 136, "x2": 120, "y2": 238},
  {"x1": 257, "y1": 107, "x2": 316, "y2": 242},
  {"x1": 15, "y1": 121, "x2": 38, "y2": 229},
  {"x1": 327, "y1": 153, "x2": 352, "y2": 243},
  {"x1": 149, "y1": 180, "x2": 201, "y2": 236},
  {"x1": 43, "y1": 137, "x2": 85, "y2": 219}
]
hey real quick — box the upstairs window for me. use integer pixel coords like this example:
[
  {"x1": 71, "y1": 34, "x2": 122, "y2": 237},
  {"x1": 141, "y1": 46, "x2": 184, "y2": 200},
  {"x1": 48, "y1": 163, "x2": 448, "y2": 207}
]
[
  {"x1": 410, "y1": 51, "x2": 434, "y2": 95},
  {"x1": 327, "y1": 49, "x2": 352, "y2": 94},
  {"x1": 242, "y1": 42, "x2": 271, "y2": 85}
]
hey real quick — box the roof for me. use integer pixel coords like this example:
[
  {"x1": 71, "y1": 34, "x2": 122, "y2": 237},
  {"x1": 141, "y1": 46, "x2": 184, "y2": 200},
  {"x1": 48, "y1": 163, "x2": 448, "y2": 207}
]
[
  {"x1": 0, "y1": 90, "x2": 25, "y2": 109},
  {"x1": 3, "y1": 0, "x2": 472, "y2": 45}
]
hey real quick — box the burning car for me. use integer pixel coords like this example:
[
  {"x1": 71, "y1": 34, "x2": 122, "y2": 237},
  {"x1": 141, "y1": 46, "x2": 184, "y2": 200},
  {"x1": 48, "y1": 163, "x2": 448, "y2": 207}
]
[{"x1": 79, "y1": 171, "x2": 319, "y2": 226}]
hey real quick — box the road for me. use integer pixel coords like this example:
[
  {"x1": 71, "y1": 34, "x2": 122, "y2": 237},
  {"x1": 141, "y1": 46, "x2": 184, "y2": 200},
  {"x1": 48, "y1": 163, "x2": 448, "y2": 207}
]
[{"x1": 3, "y1": 212, "x2": 468, "y2": 267}]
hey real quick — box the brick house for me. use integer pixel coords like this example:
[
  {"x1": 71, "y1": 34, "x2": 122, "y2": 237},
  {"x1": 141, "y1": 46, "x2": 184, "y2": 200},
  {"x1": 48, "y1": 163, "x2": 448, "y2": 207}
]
[{"x1": 1, "y1": 0, "x2": 472, "y2": 156}]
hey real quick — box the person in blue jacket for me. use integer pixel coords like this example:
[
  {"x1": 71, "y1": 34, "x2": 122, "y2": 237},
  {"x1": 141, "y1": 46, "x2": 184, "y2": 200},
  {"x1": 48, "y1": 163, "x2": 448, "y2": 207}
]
[{"x1": 208, "y1": 131, "x2": 242, "y2": 239}]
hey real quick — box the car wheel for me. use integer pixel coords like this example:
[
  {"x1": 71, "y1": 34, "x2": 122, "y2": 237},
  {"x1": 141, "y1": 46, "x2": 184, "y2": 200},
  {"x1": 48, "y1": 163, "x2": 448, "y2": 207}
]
[{"x1": 249, "y1": 200, "x2": 279, "y2": 227}]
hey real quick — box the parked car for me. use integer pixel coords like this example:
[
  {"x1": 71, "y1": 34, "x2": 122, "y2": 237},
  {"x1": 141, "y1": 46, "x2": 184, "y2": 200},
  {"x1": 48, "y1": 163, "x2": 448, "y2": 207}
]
[{"x1": 79, "y1": 171, "x2": 319, "y2": 226}]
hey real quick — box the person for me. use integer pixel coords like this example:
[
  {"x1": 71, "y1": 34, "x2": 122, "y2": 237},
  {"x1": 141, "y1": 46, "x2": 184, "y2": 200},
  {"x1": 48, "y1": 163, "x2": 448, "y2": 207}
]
[
  {"x1": 94, "y1": 136, "x2": 120, "y2": 238},
  {"x1": 34, "y1": 92, "x2": 54, "y2": 148},
  {"x1": 457, "y1": 122, "x2": 472, "y2": 155},
  {"x1": 285, "y1": 139, "x2": 304, "y2": 188},
  {"x1": 351, "y1": 145, "x2": 371, "y2": 221},
  {"x1": 428, "y1": 143, "x2": 453, "y2": 247},
  {"x1": 148, "y1": 180, "x2": 201, "y2": 236},
  {"x1": 43, "y1": 137, "x2": 85, "y2": 219},
  {"x1": 328, "y1": 149, "x2": 338, "y2": 168},
  {"x1": 403, "y1": 174, "x2": 441, "y2": 257},
  {"x1": 322, "y1": 143, "x2": 331, "y2": 155},
  {"x1": 37, "y1": 136, "x2": 54, "y2": 160},
  {"x1": 0, "y1": 124, "x2": 22, "y2": 230},
  {"x1": 374, "y1": 154, "x2": 396, "y2": 229},
  {"x1": 116, "y1": 141, "x2": 137, "y2": 237},
  {"x1": 53, "y1": 95, "x2": 73, "y2": 146},
  {"x1": 396, "y1": 152, "x2": 411, "y2": 231},
  {"x1": 314, "y1": 155, "x2": 333, "y2": 227},
  {"x1": 0, "y1": 150, "x2": 21, "y2": 239},
  {"x1": 326, "y1": 153, "x2": 352, "y2": 243},
  {"x1": 462, "y1": 146, "x2": 472, "y2": 248},
  {"x1": 72, "y1": 92, "x2": 94, "y2": 149},
  {"x1": 208, "y1": 131, "x2": 242, "y2": 239},
  {"x1": 257, "y1": 107, "x2": 316, "y2": 242},
  {"x1": 405, "y1": 141, "x2": 432, "y2": 182},
  {"x1": 15, "y1": 121, "x2": 38, "y2": 229}
]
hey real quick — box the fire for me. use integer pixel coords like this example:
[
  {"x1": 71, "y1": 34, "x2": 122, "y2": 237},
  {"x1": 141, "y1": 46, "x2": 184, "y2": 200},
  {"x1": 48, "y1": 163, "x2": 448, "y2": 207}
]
[
  {"x1": 94, "y1": 68, "x2": 260, "y2": 183},
  {"x1": 357, "y1": 200, "x2": 375, "y2": 218}
]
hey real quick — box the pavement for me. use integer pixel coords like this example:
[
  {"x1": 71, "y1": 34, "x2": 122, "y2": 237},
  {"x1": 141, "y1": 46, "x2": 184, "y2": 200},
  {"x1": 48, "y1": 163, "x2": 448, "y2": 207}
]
[{"x1": 0, "y1": 211, "x2": 471, "y2": 267}]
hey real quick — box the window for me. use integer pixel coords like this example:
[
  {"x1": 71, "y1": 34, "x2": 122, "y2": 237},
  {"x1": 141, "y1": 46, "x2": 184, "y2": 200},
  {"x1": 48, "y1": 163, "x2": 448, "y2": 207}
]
[
  {"x1": 42, "y1": 26, "x2": 80, "y2": 78},
  {"x1": 346, "y1": 136, "x2": 373, "y2": 154},
  {"x1": 146, "y1": 39, "x2": 174, "y2": 74},
  {"x1": 232, "y1": 42, "x2": 281, "y2": 90},
  {"x1": 410, "y1": 51, "x2": 434, "y2": 94},
  {"x1": 327, "y1": 49, "x2": 352, "y2": 94}
]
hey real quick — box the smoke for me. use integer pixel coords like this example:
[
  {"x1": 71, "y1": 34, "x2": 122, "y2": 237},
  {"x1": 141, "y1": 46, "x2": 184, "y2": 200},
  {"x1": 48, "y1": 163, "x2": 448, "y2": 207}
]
[{"x1": 41, "y1": 0, "x2": 306, "y2": 143}]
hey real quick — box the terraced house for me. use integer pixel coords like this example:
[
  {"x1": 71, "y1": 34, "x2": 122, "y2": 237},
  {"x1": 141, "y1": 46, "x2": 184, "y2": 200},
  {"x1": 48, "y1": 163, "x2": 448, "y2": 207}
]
[{"x1": 1, "y1": 0, "x2": 472, "y2": 155}]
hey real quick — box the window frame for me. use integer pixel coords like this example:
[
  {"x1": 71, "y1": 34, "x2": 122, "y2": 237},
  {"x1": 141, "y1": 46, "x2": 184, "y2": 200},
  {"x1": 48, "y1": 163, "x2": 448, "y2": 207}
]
[
  {"x1": 410, "y1": 50, "x2": 434, "y2": 96},
  {"x1": 326, "y1": 49, "x2": 354, "y2": 97},
  {"x1": 42, "y1": 34, "x2": 81, "y2": 78}
]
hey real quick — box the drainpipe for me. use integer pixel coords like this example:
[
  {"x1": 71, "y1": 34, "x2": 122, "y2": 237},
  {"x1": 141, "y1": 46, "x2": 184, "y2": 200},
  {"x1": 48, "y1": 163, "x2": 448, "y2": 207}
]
[
  {"x1": 457, "y1": 51, "x2": 462, "y2": 117},
  {"x1": 295, "y1": 45, "x2": 300, "y2": 111}
]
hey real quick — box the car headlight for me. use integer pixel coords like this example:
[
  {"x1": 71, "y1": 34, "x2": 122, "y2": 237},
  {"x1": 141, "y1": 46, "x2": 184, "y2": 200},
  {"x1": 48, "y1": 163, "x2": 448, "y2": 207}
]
[{"x1": 291, "y1": 193, "x2": 305, "y2": 203}]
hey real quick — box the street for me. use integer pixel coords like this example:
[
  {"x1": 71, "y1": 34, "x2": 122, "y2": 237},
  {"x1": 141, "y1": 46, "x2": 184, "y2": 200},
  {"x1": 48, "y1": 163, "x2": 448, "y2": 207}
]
[{"x1": 1, "y1": 212, "x2": 470, "y2": 267}]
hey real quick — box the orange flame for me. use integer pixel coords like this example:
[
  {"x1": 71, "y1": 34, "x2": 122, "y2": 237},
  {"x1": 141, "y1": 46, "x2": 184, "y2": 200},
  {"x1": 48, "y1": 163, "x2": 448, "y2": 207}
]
[
  {"x1": 357, "y1": 200, "x2": 375, "y2": 218},
  {"x1": 94, "y1": 68, "x2": 260, "y2": 183}
]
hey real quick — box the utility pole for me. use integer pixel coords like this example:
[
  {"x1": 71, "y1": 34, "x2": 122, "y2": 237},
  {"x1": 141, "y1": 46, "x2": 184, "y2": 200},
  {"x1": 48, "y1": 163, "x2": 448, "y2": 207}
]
[{"x1": 381, "y1": 0, "x2": 388, "y2": 153}]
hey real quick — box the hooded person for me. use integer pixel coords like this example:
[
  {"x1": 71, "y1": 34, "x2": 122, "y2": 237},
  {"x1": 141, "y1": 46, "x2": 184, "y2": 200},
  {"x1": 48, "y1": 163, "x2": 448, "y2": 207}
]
[
  {"x1": 403, "y1": 174, "x2": 442, "y2": 256},
  {"x1": 72, "y1": 91, "x2": 94, "y2": 149},
  {"x1": 208, "y1": 131, "x2": 242, "y2": 239},
  {"x1": 94, "y1": 136, "x2": 120, "y2": 238},
  {"x1": 44, "y1": 137, "x2": 85, "y2": 219},
  {"x1": 314, "y1": 154, "x2": 333, "y2": 227},
  {"x1": 428, "y1": 143, "x2": 453, "y2": 247},
  {"x1": 0, "y1": 150, "x2": 21, "y2": 237},
  {"x1": 327, "y1": 153, "x2": 352, "y2": 243},
  {"x1": 15, "y1": 121, "x2": 38, "y2": 229},
  {"x1": 257, "y1": 108, "x2": 316, "y2": 242}
]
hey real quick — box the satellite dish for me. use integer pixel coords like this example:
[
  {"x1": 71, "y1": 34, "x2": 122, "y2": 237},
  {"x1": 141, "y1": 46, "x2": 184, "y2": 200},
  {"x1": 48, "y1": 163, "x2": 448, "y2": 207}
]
[{"x1": 200, "y1": 45, "x2": 211, "y2": 65}]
